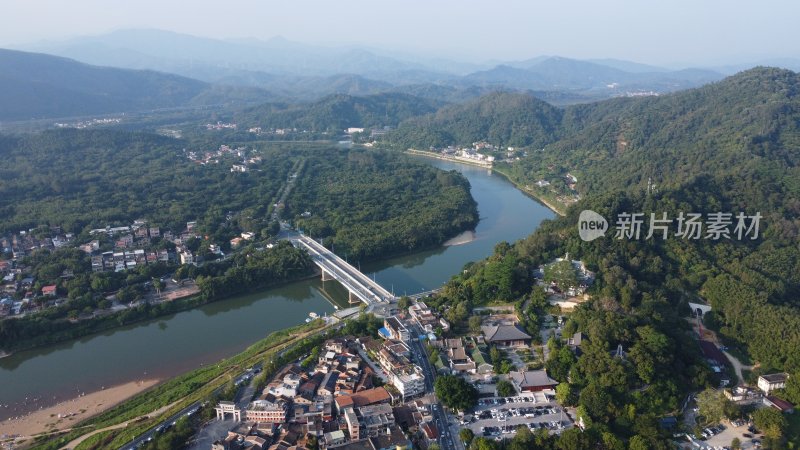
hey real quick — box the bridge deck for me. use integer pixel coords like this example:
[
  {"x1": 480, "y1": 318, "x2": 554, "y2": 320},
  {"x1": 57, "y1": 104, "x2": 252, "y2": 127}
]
[{"x1": 291, "y1": 235, "x2": 395, "y2": 304}]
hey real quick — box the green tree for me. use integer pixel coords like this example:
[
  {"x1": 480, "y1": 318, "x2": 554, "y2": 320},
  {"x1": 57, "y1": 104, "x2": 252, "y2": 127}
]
[
  {"x1": 469, "y1": 315, "x2": 483, "y2": 334},
  {"x1": 752, "y1": 407, "x2": 786, "y2": 441},
  {"x1": 434, "y1": 375, "x2": 478, "y2": 411},
  {"x1": 696, "y1": 388, "x2": 730, "y2": 425},
  {"x1": 783, "y1": 371, "x2": 800, "y2": 404},
  {"x1": 459, "y1": 428, "x2": 474, "y2": 447},
  {"x1": 627, "y1": 435, "x2": 649, "y2": 450},
  {"x1": 556, "y1": 382, "x2": 576, "y2": 406},
  {"x1": 398, "y1": 296, "x2": 410, "y2": 311},
  {"x1": 730, "y1": 437, "x2": 741, "y2": 450},
  {"x1": 469, "y1": 437, "x2": 500, "y2": 450},
  {"x1": 496, "y1": 379, "x2": 516, "y2": 397}
]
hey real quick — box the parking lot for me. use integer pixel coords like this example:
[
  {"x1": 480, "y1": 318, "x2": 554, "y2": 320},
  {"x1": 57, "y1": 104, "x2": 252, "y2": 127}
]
[
  {"x1": 463, "y1": 394, "x2": 573, "y2": 440},
  {"x1": 682, "y1": 420, "x2": 765, "y2": 449}
]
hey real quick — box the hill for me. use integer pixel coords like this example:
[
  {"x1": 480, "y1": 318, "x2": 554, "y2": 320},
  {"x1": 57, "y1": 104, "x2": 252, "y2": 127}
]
[
  {"x1": 234, "y1": 93, "x2": 443, "y2": 132},
  {"x1": 387, "y1": 91, "x2": 563, "y2": 149},
  {"x1": 406, "y1": 67, "x2": 800, "y2": 447},
  {"x1": 0, "y1": 48, "x2": 271, "y2": 121},
  {"x1": 402, "y1": 67, "x2": 800, "y2": 373}
]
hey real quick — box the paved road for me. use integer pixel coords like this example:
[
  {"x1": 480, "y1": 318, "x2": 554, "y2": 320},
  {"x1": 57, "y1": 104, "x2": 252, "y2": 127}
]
[{"x1": 407, "y1": 324, "x2": 457, "y2": 450}]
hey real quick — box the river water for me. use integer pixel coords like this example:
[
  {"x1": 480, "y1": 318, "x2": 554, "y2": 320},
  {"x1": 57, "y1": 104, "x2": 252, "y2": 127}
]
[{"x1": 0, "y1": 158, "x2": 554, "y2": 419}]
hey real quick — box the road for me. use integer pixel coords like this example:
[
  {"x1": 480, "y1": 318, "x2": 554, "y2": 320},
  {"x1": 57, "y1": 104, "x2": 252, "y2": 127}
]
[{"x1": 407, "y1": 324, "x2": 460, "y2": 450}]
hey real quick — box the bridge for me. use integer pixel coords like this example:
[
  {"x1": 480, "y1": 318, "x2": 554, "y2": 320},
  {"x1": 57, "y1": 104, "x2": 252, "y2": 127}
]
[{"x1": 290, "y1": 234, "x2": 395, "y2": 305}]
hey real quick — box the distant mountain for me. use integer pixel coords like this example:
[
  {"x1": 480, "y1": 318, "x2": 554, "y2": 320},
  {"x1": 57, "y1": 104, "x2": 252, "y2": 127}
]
[
  {"x1": 458, "y1": 57, "x2": 724, "y2": 93},
  {"x1": 587, "y1": 58, "x2": 669, "y2": 73},
  {"x1": 0, "y1": 48, "x2": 272, "y2": 121},
  {"x1": 19, "y1": 29, "x2": 446, "y2": 81},
  {"x1": 234, "y1": 92, "x2": 443, "y2": 131},
  {"x1": 17, "y1": 29, "x2": 727, "y2": 104}
]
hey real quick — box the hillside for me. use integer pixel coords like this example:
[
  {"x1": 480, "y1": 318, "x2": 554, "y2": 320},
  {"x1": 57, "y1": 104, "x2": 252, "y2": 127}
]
[
  {"x1": 409, "y1": 67, "x2": 800, "y2": 447},
  {"x1": 0, "y1": 48, "x2": 271, "y2": 121},
  {"x1": 234, "y1": 92, "x2": 443, "y2": 132},
  {"x1": 388, "y1": 91, "x2": 563, "y2": 149},
  {"x1": 396, "y1": 67, "x2": 800, "y2": 372}
]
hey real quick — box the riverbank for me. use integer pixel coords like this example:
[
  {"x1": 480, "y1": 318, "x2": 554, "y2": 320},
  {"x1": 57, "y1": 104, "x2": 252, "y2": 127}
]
[
  {"x1": 489, "y1": 166, "x2": 567, "y2": 216},
  {"x1": 0, "y1": 378, "x2": 160, "y2": 440},
  {"x1": 405, "y1": 149, "x2": 493, "y2": 168},
  {"x1": 406, "y1": 149, "x2": 567, "y2": 216}
]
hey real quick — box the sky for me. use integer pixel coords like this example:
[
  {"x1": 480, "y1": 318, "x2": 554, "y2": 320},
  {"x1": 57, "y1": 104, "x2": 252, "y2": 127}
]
[{"x1": 1, "y1": 0, "x2": 798, "y2": 66}]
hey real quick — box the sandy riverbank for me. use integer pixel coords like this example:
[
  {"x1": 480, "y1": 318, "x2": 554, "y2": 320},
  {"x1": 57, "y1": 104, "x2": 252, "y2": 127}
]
[{"x1": 0, "y1": 378, "x2": 160, "y2": 438}]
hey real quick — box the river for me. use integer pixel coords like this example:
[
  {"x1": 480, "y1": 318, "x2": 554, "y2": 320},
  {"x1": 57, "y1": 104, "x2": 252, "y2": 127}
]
[{"x1": 0, "y1": 158, "x2": 554, "y2": 419}]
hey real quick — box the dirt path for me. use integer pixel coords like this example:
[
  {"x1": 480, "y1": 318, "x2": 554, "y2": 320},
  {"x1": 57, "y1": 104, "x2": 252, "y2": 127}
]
[{"x1": 60, "y1": 401, "x2": 178, "y2": 450}]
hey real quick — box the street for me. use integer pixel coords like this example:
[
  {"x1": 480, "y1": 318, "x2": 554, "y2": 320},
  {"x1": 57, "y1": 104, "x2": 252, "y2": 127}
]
[{"x1": 407, "y1": 323, "x2": 461, "y2": 450}]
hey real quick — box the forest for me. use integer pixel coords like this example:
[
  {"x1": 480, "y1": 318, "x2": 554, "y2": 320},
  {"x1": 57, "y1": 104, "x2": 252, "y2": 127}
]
[
  {"x1": 286, "y1": 148, "x2": 478, "y2": 261},
  {"x1": 400, "y1": 68, "x2": 800, "y2": 447}
]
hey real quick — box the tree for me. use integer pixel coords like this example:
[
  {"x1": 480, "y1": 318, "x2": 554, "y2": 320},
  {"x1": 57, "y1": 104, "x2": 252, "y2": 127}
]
[
  {"x1": 434, "y1": 375, "x2": 478, "y2": 411},
  {"x1": 783, "y1": 371, "x2": 800, "y2": 404},
  {"x1": 730, "y1": 437, "x2": 741, "y2": 450},
  {"x1": 459, "y1": 428, "x2": 474, "y2": 447},
  {"x1": 496, "y1": 379, "x2": 516, "y2": 397},
  {"x1": 469, "y1": 316, "x2": 483, "y2": 334},
  {"x1": 508, "y1": 425, "x2": 533, "y2": 450},
  {"x1": 398, "y1": 296, "x2": 410, "y2": 311},
  {"x1": 152, "y1": 278, "x2": 164, "y2": 296},
  {"x1": 696, "y1": 388, "x2": 730, "y2": 425},
  {"x1": 469, "y1": 437, "x2": 500, "y2": 450},
  {"x1": 752, "y1": 407, "x2": 786, "y2": 440},
  {"x1": 556, "y1": 382, "x2": 576, "y2": 406},
  {"x1": 628, "y1": 435, "x2": 649, "y2": 450}
]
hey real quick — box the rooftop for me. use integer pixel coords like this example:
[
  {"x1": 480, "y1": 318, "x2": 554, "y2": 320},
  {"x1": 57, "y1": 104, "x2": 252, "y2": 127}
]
[
  {"x1": 509, "y1": 370, "x2": 557, "y2": 388},
  {"x1": 760, "y1": 373, "x2": 789, "y2": 383},
  {"x1": 481, "y1": 324, "x2": 532, "y2": 342}
]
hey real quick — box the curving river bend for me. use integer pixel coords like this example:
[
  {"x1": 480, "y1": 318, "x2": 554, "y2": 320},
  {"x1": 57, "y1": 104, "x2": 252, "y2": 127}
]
[{"x1": 0, "y1": 158, "x2": 554, "y2": 419}]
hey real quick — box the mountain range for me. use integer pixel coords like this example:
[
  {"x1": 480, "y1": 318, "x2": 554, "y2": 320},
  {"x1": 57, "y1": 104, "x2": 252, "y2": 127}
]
[
  {"x1": 0, "y1": 48, "x2": 272, "y2": 121},
  {"x1": 11, "y1": 29, "x2": 739, "y2": 104}
]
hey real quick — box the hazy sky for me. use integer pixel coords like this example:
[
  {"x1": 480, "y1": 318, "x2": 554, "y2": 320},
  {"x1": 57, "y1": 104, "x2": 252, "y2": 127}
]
[{"x1": 2, "y1": 0, "x2": 798, "y2": 66}]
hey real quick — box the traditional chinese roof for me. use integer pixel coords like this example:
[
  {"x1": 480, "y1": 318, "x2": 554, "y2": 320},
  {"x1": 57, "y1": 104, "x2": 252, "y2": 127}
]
[{"x1": 481, "y1": 324, "x2": 531, "y2": 342}]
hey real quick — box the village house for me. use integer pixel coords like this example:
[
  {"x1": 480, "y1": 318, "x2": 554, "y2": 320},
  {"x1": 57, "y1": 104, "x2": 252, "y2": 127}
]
[{"x1": 758, "y1": 373, "x2": 790, "y2": 394}]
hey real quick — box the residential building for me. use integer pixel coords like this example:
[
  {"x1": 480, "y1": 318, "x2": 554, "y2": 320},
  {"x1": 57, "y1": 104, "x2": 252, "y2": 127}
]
[
  {"x1": 382, "y1": 316, "x2": 410, "y2": 342},
  {"x1": 41, "y1": 285, "x2": 57, "y2": 297},
  {"x1": 764, "y1": 396, "x2": 795, "y2": 414},
  {"x1": 244, "y1": 395, "x2": 289, "y2": 424},
  {"x1": 359, "y1": 403, "x2": 396, "y2": 438},
  {"x1": 758, "y1": 373, "x2": 790, "y2": 394},
  {"x1": 324, "y1": 430, "x2": 346, "y2": 447},
  {"x1": 392, "y1": 369, "x2": 425, "y2": 401},
  {"x1": 408, "y1": 302, "x2": 438, "y2": 329},
  {"x1": 180, "y1": 250, "x2": 195, "y2": 265},
  {"x1": 334, "y1": 387, "x2": 391, "y2": 412}
]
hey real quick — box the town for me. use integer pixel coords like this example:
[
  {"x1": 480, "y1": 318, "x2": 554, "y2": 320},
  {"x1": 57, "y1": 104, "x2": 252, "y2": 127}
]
[{"x1": 203, "y1": 295, "x2": 578, "y2": 450}]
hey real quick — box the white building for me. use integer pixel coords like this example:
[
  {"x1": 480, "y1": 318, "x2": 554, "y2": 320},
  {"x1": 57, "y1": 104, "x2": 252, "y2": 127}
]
[{"x1": 392, "y1": 370, "x2": 425, "y2": 401}]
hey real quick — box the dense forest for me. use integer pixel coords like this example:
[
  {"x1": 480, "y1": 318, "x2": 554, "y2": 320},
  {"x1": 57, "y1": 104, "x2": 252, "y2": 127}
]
[
  {"x1": 0, "y1": 128, "x2": 295, "y2": 238},
  {"x1": 402, "y1": 67, "x2": 800, "y2": 447},
  {"x1": 286, "y1": 148, "x2": 479, "y2": 261},
  {"x1": 386, "y1": 68, "x2": 800, "y2": 371},
  {"x1": 233, "y1": 92, "x2": 443, "y2": 132},
  {"x1": 387, "y1": 91, "x2": 564, "y2": 149}
]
